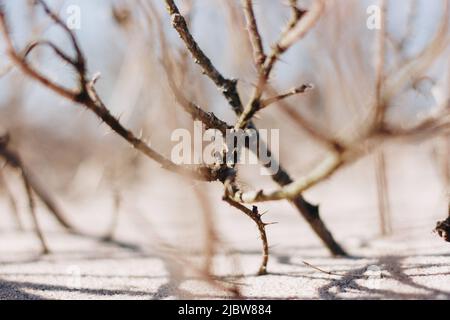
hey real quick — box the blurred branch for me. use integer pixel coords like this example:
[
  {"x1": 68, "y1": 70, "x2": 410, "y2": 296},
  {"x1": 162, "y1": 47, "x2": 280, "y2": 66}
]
[
  {"x1": 383, "y1": 1, "x2": 449, "y2": 105},
  {"x1": 0, "y1": 133, "x2": 73, "y2": 252},
  {"x1": 227, "y1": 152, "x2": 344, "y2": 203},
  {"x1": 165, "y1": 0, "x2": 347, "y2": 257},
  {"x1": 0, "y1": 169, "x2": 23, "y2": 230},
  {"x1": 267, "y1": 85, "x2": 344, "y2": 151},
  {"x1": 242, "y1": 0, "x2": 266, "y2": 69},
  {"x1": 22, "y1": 167, "x2": 50, "y2": 254},
  {"x1": 435, "y1": 203, "x2": 450, "y2": 242},
  {"x1": 223, "y1": 195, "x2": 269, "y2": 275},
  {"x1": 143, "y1": 1, "x2": 230, "y2": 135},
  {"x1": 375, "y1": 151, "x2": 392, "y2": 236}
]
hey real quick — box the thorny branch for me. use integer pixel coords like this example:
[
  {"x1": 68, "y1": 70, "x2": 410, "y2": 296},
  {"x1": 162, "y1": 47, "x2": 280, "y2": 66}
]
[
  {"x1": 0, "y1": 134, "x2": 73, "y2": 251},
  {"x1": 242, "y1": 0, "x2": 266, "y2": 69},
  {"x1": 2, "y1": 0, "x2": 448, "y2": 275},
  {"x1": 0, "y1": 0, "x2": 223, "y2": 183},
  {"x1": 164, "y1": 0, "x2": 347, "y2": 257},
  {"x1": 165, "y1": 0, "x2": 243, "y2": 114},
  {"x1": 235, "y1": 0, "x2": 326, "y2": 130}
]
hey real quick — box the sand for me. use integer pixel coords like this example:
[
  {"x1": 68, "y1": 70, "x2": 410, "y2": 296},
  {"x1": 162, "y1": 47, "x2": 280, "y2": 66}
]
[{"x1": 0, "y1": 145, "x2": 449, "y2": 300}]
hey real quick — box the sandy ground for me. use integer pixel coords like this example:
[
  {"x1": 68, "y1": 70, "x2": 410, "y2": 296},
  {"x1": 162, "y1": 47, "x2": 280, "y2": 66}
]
[{"x1": 0, "y1": 143, "x2": 449, "y2": 300}]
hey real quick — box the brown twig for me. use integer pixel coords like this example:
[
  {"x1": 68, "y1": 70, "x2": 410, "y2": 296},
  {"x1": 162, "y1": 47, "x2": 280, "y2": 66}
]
[
  {"x1": 165, "y1": 0, "x2": 243, "y2": 114},
  {"x1": 267, "y1": 85, "x2": 343, "y2": 151},
  {"x1": 0, "y1": 169, "x2": 23, "y2": 230},
  {"x1": 373, "y1": 0, "x2": 387, "y2": 127},
  {"x1": 260, "y1": 84, "x2": 313, "y2": 109},
  {"x1": 0, "y1": 135, "x2": 73, "y2": 230},
  {"x1": 375, "y1": 151, "x2": 392, "y2": 236},
  {"x1": 235, "y1": 0, "x2": 325, "y2": 130},
  {"x1": 0, "y1": 2, "x2": 217, "y2": 183}
]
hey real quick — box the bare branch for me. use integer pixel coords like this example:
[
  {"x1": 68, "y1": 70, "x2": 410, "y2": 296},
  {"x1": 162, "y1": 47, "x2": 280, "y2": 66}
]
[
  {"x1": 0, "y1": 2, "x2": 216, "y2": 182},
  {"x1": 163, "y1": 0, "x2": 347, "y2": 256},
  {"x1": 0, "y1": 169, "x2": 23, "y2": 230},
  {"x1": 383, "y1": 1, "x2": 449, "y2": 106},
  {"x1": 143, "y1": 1, "x2": 231, "y2": 135},
  {"x1": 235, "y1": 0, "x2": 325, "y2": 130},
  {"x1": 22, "y1": 169, "x2": 50, "y2": 254},
  {"x1": 267, "y1": 85, "x2": 343, "y2": 151},
  {"x1": 164, "y1": 0, "x2": 243, "y2": 114},
  {"x1": 260, "y1": 84, "x2": 313, "y2": 109},
  {"x1": 23, "y1": 40, "x2": 77, "y2": 66},
  {"x1": 223, "y1": 196, "x2": 269, "y2": 275},
  {"x1": 373, "y1": 0, "x2": 387, "y2": 127},
  {"x1": 242, "y1": 0, "x2": 266, "y2": 69},
  {"x1": 0, "y1": 135, "x2": 74, "y2": 230},
  {"x1": 228, "y1": 153, "x2": 344, "y2": 203}
]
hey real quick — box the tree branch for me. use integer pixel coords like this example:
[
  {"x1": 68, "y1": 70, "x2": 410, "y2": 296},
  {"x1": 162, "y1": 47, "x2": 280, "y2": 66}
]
[
  {"x1": 235, "y1": 0, "x2": 325, "y2": 130},
  {"x1": 0, "y1": 2, "x2": 215, "y2": 182},
  {"x1": 260, "y1": 84, "x2": 313, "y2": 109}
]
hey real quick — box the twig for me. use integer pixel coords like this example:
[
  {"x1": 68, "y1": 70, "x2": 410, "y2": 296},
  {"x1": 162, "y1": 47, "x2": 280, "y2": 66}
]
[
  {"x1": 103, "y1": 186, "x2": 121, "y2": 241},
  {"x1": 267, "y1": 85, "x2": 343, "y2": 151},
  {"x1": 302, "y1": 261, "x2": 343, "y2": 276},
  {"x1": 302, "y1": 261, "x2": 367, "y2": 278},
  {"x1": 375, "y1": 151, "x2": 392, "y2": 236},
  {"x1": 260, "y1": 84, "x2": 313, "y2": 109},
  {"x1": 242, "y1": 0, "x2": 266, "y2": 69},
  {"x1": 165, "y1": 0, "x2": 347, "y2": 256},
  {"x1": 165, "y1": 0, "x2": 243, "y2": 114},
  {"x1": 235, "y1": 0, "x2": 325, "y2": 130},
  {"x1": 373, "y1": 0, "x2": 387, "y2": 127},
  {"x1": 435, "y1": 204, "x2": 450, "y2": 242},
  {"x1": 223, "y1": 196, "x2": 269, "y2": 275},
  {"x1": 227, "y1": 152, "x2": 344, "y2": 203},
  {"x1": 0, "y1": 136, "x2": 73, "y2": 230},
  {"x1": 0, "y1": 2, "x2": 216, "y2": 183},
  {"x1": 152, "y1": 2, "x2": 275, "y2": 274},
  {"x1": 0, "y1": 169, "x2": 23, "y2": 230},
  {"x1": 193, "y1": 186, "x2": 219, "y2": 276},
  {"x1": 143, "y1": 1, "x2": 230, "y2": 135}
]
